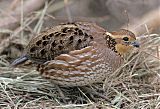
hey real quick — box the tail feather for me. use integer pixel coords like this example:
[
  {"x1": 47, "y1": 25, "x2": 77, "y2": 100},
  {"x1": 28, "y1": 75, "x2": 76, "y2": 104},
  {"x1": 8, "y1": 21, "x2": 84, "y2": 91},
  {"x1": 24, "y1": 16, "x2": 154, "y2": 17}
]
[{"x1": 11, "y1": 55, "x2": 29, "y2": 67}]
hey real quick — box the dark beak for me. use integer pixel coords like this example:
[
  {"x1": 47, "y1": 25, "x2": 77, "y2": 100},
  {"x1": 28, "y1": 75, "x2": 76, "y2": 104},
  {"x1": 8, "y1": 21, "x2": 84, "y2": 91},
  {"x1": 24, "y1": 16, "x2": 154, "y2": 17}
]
[{"x1": 131, "y1": 41, "x2": 140, "y2": 48}]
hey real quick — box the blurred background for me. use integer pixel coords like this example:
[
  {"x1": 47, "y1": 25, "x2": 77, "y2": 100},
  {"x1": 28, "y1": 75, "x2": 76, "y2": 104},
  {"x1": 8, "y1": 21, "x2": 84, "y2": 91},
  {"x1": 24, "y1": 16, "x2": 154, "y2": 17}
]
[{"x1": 0, "y1": 0, "x2": 160, "y2": 31}]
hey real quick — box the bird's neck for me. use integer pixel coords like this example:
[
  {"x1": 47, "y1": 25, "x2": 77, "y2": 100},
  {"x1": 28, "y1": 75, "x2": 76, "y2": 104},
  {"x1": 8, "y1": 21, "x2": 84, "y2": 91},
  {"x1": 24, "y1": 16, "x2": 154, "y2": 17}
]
[
  {"x1": 104, "y1": 33, "x2": 118, "y2": 54},
  {"x1": 95, "y1": 42, "x2": 123, "y2": 72}
]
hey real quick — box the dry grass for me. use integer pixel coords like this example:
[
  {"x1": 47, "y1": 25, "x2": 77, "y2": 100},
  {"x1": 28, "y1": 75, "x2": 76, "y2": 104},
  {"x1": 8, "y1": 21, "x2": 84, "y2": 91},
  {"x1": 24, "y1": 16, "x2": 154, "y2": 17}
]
[
  {"x1": 0, "y1": 34, "x2": 159, "y2": 109},
  {"x1": 0, "y1": 0, "x2": 160, "y2": 109}
]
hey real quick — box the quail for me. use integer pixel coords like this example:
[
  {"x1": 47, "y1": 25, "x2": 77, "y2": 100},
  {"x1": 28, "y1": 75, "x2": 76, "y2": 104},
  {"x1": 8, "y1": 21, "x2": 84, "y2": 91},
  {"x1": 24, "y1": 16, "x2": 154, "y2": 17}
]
[{"x1": 12, "y1": 22, "x2": 139, "y2": 87}]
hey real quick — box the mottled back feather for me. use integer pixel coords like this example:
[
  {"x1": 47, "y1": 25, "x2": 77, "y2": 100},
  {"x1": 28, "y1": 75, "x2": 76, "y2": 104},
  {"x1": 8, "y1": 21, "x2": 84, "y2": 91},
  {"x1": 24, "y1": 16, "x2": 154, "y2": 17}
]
[{"x1": 26, "y1": 22, "x2": 106, "y2": 64}]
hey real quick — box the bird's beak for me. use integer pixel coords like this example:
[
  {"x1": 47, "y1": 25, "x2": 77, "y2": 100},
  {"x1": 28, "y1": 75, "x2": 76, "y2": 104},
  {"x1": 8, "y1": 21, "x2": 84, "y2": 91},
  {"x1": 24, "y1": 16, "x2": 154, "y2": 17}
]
[{"x1": 130, "y1": 41, "x2": 140, "y2": 48}]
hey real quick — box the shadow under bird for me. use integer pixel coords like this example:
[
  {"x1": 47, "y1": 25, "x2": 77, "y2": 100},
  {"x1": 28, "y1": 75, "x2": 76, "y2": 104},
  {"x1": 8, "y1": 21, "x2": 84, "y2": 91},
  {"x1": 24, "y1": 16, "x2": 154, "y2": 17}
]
[{"x1": 12, "y1": 22, "x2": 140, "y2": 87}]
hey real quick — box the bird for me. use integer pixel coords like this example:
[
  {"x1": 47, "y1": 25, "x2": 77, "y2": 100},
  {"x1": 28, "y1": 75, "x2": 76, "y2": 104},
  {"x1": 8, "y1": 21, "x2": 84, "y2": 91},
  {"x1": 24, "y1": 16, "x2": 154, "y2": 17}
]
[{"x1": 11, "y1": 22, "x2": 140, "y2": 87}]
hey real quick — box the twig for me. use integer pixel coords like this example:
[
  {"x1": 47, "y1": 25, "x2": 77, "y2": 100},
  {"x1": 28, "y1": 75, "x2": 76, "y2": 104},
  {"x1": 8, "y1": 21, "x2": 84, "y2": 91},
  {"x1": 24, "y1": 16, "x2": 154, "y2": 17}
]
[
  {"x1": 0, "y1": 0, "x2": 46, "y2": 30},
  {"x1": 122, "y1": 7, "x2": 160, "y2": 36},
  {"x1": 33, "y1": 1, "x2": 48, "y2": 33},
  {"x1": 64, "y1": 0, "x2": 72, "y2": 22},
  {"x1": 0, "y1": 82, "x2": 15, "y2": 107}
]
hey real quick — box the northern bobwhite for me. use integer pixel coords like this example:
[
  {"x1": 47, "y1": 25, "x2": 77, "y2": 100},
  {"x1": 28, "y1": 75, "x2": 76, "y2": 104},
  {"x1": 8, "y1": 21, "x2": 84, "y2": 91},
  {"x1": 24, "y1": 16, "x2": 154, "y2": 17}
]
[{"x1": 12, "y1": 22, "x2": 139, "y2": 87}]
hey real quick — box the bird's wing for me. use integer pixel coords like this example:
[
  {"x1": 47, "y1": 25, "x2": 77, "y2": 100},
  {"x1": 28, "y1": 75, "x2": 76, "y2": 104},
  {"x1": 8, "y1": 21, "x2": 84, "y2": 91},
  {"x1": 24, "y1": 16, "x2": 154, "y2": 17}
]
[{"x1": 26, "y1": 22, "x2": 105, "y2": 63}]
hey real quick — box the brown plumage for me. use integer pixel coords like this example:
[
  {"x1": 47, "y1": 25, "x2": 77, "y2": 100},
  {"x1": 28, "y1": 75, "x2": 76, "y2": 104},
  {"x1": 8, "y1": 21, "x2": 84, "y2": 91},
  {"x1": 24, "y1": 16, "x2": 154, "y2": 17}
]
[{"x1": 12, "y1": 22, "x2": 139, "y2": 87}]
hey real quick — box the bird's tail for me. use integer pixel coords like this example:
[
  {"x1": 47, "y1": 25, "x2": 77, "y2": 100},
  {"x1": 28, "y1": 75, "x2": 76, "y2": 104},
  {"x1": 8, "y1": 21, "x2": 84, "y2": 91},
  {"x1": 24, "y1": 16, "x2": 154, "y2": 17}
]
[{"x1": 11, "y1": 55, "x2": 29, "y2": 67}]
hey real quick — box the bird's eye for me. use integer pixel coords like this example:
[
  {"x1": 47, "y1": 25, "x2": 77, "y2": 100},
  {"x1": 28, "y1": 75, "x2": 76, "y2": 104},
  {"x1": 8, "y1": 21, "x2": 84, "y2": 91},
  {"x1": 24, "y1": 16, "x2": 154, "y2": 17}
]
[{"x1": 123, "y1": 37, "x2": 129, "y2": 41}]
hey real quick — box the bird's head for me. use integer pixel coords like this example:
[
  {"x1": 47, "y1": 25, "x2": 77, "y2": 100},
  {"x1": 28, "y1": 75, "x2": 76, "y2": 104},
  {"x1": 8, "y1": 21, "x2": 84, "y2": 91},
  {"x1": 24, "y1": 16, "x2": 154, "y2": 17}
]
[{"x1": 105, "y1": 29, "x2": 140, "y2": 55}]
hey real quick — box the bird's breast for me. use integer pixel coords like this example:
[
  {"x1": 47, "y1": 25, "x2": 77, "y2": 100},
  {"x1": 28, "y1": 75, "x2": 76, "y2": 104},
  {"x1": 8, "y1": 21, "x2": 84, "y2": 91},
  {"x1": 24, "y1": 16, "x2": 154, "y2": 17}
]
[{"x1": 37, "y1": 41, "x2": 122, "y2": 86}]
